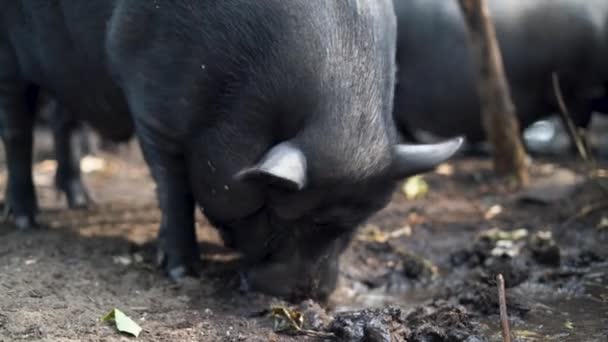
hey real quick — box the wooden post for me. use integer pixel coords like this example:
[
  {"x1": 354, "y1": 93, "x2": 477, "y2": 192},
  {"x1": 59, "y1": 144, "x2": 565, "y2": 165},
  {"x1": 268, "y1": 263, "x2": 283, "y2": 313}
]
[{"x1": 457, "y1": 0, "x2": 529, "y2": 186}]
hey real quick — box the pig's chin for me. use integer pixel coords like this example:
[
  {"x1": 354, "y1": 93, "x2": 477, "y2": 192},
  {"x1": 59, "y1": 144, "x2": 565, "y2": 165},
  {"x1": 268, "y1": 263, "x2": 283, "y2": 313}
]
[{"x1": 243, "y1": 261, "x2": 338, "y2": 301}]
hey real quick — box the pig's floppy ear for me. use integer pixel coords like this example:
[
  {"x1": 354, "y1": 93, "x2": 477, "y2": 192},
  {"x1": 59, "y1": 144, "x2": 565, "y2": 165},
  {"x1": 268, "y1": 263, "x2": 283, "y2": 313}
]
[
  {"x1": 235, "y1": 142, "x2": 307, "y2": 191},
  {"x1": 391, "y1": 136, "x2": 464, "y2": 179}
]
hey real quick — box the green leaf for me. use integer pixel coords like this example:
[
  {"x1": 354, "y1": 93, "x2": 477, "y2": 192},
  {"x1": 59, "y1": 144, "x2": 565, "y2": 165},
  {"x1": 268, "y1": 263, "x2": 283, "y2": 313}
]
[{"x1": 101, "y1": 308, "x2": 142, "y2": 337}]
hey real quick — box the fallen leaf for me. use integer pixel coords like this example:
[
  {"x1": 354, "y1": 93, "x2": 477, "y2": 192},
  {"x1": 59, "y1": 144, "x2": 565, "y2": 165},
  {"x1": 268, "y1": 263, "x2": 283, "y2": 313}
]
[
  {"x1": 81, "y1": 156, "x2": 106, "y2": 174},
  {"x1": 357, "y1": 225, "x2": 387, "y2": 243},
  {"x1": 389, "y1": 226, "x2": 413, "y2": 239},
  {"x1": 597, "y1": 216, "x2": 608, "y2": 230},
  {"x1": 402, "y1": 176, "x2": 429, "y2": 200},
  {"x1": 514, "y1": 329, "x2": 541, "y2": 339},
  {"x1": 484, "y1": 204, "x2": 503, "y2": 220},
  {"x1": 357, "y1": 225, "x2": 412, "y2": 244},
  {"x1": 491, "y1": 240, "x2": 520, "y2": 258},
  {"x1": 407, "y1": 212, "x2": 426, "y2": 225},
  {"x1": 435, "y1": 163, "x2": 454, "y2": 176},
  {"x1": 591, "y1": 168, "x2": 608, "y2": 178},
  {"x1": 267, "y1": 306, "x2": 335, "y2": 338},
  {"x1": 480, "y1": 228, "x2": 528, "y2": 241},
  {"x1": 270, "y1": 306, "x2": 304, "y2": 333},
  {"x1": 101, "y1": 308, "x2": 142, "y2": 337},
  {"x1": 112, "y1": 255, "x2": 132, "y2": 266}
]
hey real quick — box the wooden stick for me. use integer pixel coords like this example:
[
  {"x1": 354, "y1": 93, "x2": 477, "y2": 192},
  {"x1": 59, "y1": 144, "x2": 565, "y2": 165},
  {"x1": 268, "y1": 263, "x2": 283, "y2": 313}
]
[{"x1": 497, "y1": 274, "x2": 512, "y2": 342}]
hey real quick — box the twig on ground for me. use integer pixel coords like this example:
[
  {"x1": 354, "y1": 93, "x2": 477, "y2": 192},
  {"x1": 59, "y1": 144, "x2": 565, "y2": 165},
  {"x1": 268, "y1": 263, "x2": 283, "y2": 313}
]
[
  {"x1": 497, "y1": 274, "x2": 512, "y2": 342},
  {"x1": 552, "y1": 72, "x2": 608, "y2": 199},
  {"x1": 551, "y1": 72, "x2": 591, "y2": 163},
  {"x1": 563, "y1": 201, "x2": 608, "y2": 226}
]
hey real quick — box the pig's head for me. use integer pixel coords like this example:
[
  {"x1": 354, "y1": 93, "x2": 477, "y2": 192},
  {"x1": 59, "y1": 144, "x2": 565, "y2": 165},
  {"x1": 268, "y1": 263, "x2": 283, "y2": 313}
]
[{"x1": 224, "y1": 137, "x2": 463, "y2": 301}]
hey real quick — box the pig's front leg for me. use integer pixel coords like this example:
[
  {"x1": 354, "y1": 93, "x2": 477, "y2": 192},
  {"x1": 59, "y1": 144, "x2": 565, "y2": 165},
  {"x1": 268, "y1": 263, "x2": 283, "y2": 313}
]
[
  {"x1": 0, "y1": 83, "x2": 38, "y2": 230},
  {"x1": 137, "y1": 131, "x2": 200, "y2": 281}
]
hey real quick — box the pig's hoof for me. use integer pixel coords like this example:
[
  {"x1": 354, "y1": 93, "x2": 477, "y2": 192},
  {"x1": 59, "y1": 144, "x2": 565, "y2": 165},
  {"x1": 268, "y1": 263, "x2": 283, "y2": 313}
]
[
  {"x1": 13, "y1": 215, "x2": 41, "y2": 231},
  {"x1": 67, "y1": 191, "x2": 94, "y2": 210},
  {"x1": 168, "y1": 265, "x2": 200, "y2": 283},
  {"x1": 238, "y1": 272, "x2": 251, "y2": 294},
  {"x1": 58, "y1": 181, "x2": 94, "y2": 210},
  {"x1": 157, "y1": 249, "x2": 200, "y2": 282},
  {"x1": 168, "y1": 266, "x2": 188, "y2": 283},
  {"x1": 2, "y1": 203, "x2": 40, "y2": 231}
]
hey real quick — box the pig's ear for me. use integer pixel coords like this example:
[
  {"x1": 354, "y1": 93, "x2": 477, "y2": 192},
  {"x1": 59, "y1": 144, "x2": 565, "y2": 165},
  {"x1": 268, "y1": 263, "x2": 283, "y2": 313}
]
[
  {"x1": 235, "y1": 142, "x2": 307, "y2": 191},
  {"x1": 391, "y1": 136, "x2": 464, "y2": 179}
]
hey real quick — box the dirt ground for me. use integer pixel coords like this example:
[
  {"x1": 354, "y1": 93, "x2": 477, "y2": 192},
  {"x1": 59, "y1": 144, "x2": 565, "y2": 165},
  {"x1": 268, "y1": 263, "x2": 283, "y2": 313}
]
[{"x1": 1, "y1": 133, "x2": 607, "y2": 342}]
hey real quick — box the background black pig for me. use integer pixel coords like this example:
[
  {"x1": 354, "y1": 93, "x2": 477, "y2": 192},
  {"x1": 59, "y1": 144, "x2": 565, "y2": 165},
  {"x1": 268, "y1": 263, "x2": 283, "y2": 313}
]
[
  {"x1": 31, "y1": 91, "x2": 94, "y2": 209},
  {"x1": 392, "y1": 0, "x2": 608, "y2": 143},
  {"x1": 0, "y1": 0, "x2": 461, "y2": 299}
]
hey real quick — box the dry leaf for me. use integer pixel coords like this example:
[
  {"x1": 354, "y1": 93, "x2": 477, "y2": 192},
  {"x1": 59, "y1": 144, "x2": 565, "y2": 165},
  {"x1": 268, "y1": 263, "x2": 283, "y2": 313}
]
[
  {"x1": 597, "y1": 216, "x2": 608, "y2": 230},
  {"x1": 484, "y1": 204, "x2": 503, "y2": 220},
  {"x1": 101, "y1": 308, "x2": 142, "y2": 337},
  {"x1": 81, "y1": 156, "x2": 107, "y2": 173},
  {"x1": 402, "y1": 176, "x2": 429, "y2": 200},
  {"x1": 357, "y1": 225, "x2": 412, "y2": 243},
  {"x1": 435, "y1": 163, "x2": 454, "y2": 176},
  {"x1": 271, "y1": 306, "x2": 304, "y2": 333}
]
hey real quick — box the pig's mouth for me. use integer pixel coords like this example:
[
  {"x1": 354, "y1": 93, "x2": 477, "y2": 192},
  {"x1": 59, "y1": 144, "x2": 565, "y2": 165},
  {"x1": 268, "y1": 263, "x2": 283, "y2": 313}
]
[{"x1": 237, "y1": 231, "x2": 340, "y2": 301}]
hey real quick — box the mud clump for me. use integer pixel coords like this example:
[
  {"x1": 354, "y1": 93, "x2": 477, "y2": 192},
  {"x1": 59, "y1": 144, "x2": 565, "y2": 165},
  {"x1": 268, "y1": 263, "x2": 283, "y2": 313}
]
[
  {"x1": 527, "y1": 231, "x2": 561, "y2": 267},
  {"x1": 449, "y1": 236, "x2": 494, "y2": 268},
  {"x1": 299, "y1": 299, "x2": 332, "y2": 331},
  {"x1": 330, "y1": 307, "x2": 409, "y2": 342},
  {"x1": 449, "y1": 229, "x2": 572, "y2": 287},
  {"x1": 329, "y1": 303, "x2": 486, "y2": 342},
  {"x1": 566, "y1": 250, "x2": 605, "y2": 268},
  {"x1": 478, "y1": 255, "x2": 530, "y2": 288},
  {"x1": 449, "y1": 228, "x2": 527, "y2": 268},
  {"x1": 455, "y1": 282, "x2": 530, "y2": 316},
  {"x1": 406, "y1": 302, "x2": 486, "y2": 342},
  {"x1": 401, "y1": 252, "x2": 438, "y2": 281}
]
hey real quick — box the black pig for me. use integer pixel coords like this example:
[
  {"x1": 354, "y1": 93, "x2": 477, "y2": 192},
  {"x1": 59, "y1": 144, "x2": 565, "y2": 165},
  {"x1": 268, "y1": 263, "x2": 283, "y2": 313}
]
[
  {"x1": 393, "y1": 0, "x2": 608, "y2": 143},
  {"x1": 0, "y1": 0, "x2": 462, "y2": 299}
]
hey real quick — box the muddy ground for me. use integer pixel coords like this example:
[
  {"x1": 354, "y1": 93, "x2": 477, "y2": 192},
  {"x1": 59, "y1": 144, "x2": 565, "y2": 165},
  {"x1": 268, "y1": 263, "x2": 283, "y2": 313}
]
[{"x1": 0, "y1": 132, "x2": 607, "y2": 342}]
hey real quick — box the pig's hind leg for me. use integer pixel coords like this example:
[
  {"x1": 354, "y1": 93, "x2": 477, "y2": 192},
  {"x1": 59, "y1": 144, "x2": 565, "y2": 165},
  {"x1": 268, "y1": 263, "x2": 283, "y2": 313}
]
[{"x1": 49, "y1": 104, "x2": 94, "y2": 209}]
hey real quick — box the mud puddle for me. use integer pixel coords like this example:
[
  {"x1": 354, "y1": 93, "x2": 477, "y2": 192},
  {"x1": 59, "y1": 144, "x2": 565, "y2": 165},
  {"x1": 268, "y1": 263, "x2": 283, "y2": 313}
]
[{"x1": 1, "y1": 134, "x2": 607, "y2": 341}]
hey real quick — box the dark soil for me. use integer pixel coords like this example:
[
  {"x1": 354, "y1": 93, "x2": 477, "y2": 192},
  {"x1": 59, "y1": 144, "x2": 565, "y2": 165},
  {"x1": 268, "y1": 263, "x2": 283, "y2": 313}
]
[{"x1": 1, "y1": 133, "x2": 607, "y2": 341}]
